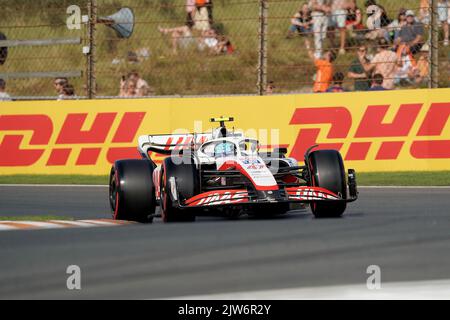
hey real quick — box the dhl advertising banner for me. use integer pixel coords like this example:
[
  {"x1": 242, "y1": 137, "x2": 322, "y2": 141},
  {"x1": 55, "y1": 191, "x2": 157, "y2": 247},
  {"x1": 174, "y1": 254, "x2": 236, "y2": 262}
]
[{"x1": 1, "y1": 88, "x2": 450, "y2": 175}]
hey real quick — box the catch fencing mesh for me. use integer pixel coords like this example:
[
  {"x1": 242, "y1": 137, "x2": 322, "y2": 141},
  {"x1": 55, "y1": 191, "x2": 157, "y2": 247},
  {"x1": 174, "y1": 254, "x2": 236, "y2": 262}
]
[{"x1": 0, "y1": 0, "x2": 448, "y2": 99}]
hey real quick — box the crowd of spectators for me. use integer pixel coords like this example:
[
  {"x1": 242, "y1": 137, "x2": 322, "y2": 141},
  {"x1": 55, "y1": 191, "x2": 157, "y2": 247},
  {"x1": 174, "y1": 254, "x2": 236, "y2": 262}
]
[
  {"x1": 2, "y1": 1, "x2": 448, "y2": 98},
  {"x1": 285, "y1": 0, "x2": 447, "y2": 93},
  {"x1": 158, "y1": 0, "x2": 234, "y2": 56},
  {"x1": 121, "y1": 0, "x2": 234, "y2": 97}
]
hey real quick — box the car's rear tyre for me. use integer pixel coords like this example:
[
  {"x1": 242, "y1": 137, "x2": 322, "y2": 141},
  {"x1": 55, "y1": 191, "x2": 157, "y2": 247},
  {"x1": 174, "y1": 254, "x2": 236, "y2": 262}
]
[
  {"x1": 109, "y1": 159, "x2": 156, "y2": 223},
  {"x1": 308, "y1": 149, "x2": 347, "y2": 218},
  {"x1": 160, "y1": 157, "x2": 199, "y2": 222}
]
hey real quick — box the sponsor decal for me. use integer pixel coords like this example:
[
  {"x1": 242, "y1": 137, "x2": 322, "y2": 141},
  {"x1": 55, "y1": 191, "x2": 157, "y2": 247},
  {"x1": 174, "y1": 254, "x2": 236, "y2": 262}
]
[
  {"x1": 0, "y1": 112, "x2": 145, "y2": 167},
  {"x1": 289, "y1": 102, "x2": 450, "y2": 161},
  {"x1": 186, "y1": 190, "x2": 249, "y2": 206},
  {"x1": 1, "y1": 89, "x2": 449, "y2": 174},
  {"x1": 286, "y1": 187, "x2": 340, "y2": 201}
]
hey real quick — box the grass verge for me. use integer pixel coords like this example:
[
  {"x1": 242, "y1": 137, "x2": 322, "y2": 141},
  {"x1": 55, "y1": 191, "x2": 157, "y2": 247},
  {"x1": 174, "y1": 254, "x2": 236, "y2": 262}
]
[
  {"x1": 0, "y1": 175, "x2": 109, "y2": 185},
  {"x1": 356, "y1": 171, "x2": 450, "y2": 186},
  {"x1": 0, "y1": 172, "x2": 449, "y2": 186}
]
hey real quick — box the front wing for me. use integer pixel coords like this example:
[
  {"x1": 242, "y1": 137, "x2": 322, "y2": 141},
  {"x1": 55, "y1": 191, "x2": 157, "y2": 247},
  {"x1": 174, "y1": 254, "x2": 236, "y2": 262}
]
[{"x1": 174, "y1": 186, "x2": 357, "y2": 209}]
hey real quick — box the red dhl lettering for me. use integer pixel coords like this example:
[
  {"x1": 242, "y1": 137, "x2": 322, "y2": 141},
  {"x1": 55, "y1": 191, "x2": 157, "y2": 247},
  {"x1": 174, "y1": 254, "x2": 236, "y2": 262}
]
[
  {"x1": 0, "y1": 112, "x2": 145, "y2": 167},
  {"x1": 289, "y1": 102, "x2": 450, "y2": 161},
  {"x1": 1, "y1": 102, "x2": 450, "y2": 168}
]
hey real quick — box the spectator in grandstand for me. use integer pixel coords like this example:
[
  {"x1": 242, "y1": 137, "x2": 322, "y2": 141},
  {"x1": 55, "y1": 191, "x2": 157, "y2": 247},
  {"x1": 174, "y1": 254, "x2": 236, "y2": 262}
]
[
  {"x1": 419, "y1": 0, "x2": 430, "y2": 24},
  {"x1": 347, "y1": 45, "x2": 371, "y2": 91},
  {"x1": 119, "y1": 79, "x2": 138, "y2": 98},
  {"x1": 286, "y1": 3, "x2": 313, "y2": 39},
  {"x1": 206, "y1": 0, "x2": 214, "y2": 26},
  {"x1": 418, "y1": 0, "x2": 448, "y2": 46},
  {"x1": 395, "y1": 10, "x2": 425, "y2": 54},
  {"x1": 186, "y1": 0, "x2": 196, "y2": 28},
  {"x1": 158, "y1": 24, "x2": 196, "y2": 55},
  {"x1": 198, "y1": 29, "x2": 235, "y2": 55},
  {"x1": 58, "y1": 84, "x2": 76, "y2": 100},
  {"x1": 364, "y1": 0, "x2": 391, "y2": 41},
  {"x1": 368, "y1": 73, "x2": 387, "y2": 90},
  {"x1": 387, "y1": 8, "x2": 407, "y2": 42},
  {"x1": 193, "y1": 0, "x2": 211, "y2": 32},
  {"x1": 199, "y1": 28, "x2": 220, "y2": 52},
  {"x1": 328, "y1": 0, "x2": 348, "y2": 55},
  {"x1": 438, "y1": 0, "x2": 449, "y2": 46},
  {"x1": 0, "y1": 78, "x2": 12, "y2": 101},
  {"x1": 305, "y1": 39, "x2": 336, "y2": 92},
  {"x1": 345, "y1": 0, "x2": 364, "y2": 39},
  {"x1": 54, "y1": 77, "x2": 68, "y2": 97},
  {"x1": 394, "y1": 44, "x2": 417, "y2": 86},
  {"x1": 265, "y1": 81, "x2": 275, "y2": 94},
  {"x1": 414, "y1": 43, "x2": 430, "y2": 84},
  {"x1": 128, "y1": 71, "x2": 152, "y2": 96},
  {"x1": 358, "y1": 38, "x2": 398, "y2": 90},
  {"x1": 309, "y1": 0, "x2": 332, "y2": 58},
  {"x1": 326, "y1": 72, "x2": 346, "y2": 92},
  {"x1": 215, "y1": 35, "x2": 235, "y2": 55}
]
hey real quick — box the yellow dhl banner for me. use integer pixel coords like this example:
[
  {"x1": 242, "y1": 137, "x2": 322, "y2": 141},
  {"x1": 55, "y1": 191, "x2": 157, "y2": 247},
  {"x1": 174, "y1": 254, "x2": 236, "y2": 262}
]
[{"x1": 0, "y1": 88, "x2": 449, "y2": 175}]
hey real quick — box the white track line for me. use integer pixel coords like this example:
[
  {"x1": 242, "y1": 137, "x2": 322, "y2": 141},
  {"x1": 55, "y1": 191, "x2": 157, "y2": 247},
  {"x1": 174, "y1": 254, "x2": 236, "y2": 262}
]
[
  {"x1": 169, "y1": 279, "x2": 450, "y2": 300},
  {"x1": 78, "y1": 219, "x2": 124, "y2": 226},
  {"x1": 0, "y1": 219, "x2": 134, "y2": 232},
  {"x1": 49, "y1": 220, "x2": 104, "y2": 227},
  {"x1": 0, "y1": 224, "x2": 17, "y2": 231}
]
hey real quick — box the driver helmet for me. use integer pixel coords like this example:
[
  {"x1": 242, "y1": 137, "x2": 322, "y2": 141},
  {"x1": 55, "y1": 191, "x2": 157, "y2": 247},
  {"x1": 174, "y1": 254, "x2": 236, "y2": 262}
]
[{"x1": 214, "y1": 142, "x2": 235, "y2": 157}]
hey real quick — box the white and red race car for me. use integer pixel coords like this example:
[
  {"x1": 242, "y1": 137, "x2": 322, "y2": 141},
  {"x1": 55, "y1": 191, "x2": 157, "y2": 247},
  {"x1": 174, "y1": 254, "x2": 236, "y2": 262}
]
[{"x1": 109, "y1": 117, "x2": 358, "y2": 223}]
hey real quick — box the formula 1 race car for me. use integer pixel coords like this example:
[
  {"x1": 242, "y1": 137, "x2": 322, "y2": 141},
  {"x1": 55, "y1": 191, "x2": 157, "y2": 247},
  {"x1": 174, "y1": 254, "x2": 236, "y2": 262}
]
[{"x1": 109, "y1": 117, "x2": 358, "y2": 223}]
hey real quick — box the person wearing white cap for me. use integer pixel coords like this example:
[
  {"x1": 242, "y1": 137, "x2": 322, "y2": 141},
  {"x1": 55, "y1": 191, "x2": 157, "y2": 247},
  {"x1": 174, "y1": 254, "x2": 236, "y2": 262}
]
[{"x1": 395, "y1": 10, "x2": 425, "y2": 54}]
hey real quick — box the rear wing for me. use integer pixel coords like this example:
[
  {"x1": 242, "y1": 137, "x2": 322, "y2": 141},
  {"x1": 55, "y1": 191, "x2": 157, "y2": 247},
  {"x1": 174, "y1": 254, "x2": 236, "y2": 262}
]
[{"x1": 138, "y1": 134, "x2": 212, "y2": 157}]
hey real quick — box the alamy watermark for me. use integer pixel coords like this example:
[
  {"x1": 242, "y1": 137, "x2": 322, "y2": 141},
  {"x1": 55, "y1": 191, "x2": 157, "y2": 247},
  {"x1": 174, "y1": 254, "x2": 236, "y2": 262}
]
[
  {"x1": 66, "y1": 265, "x2": 81, "y2": 290},
  {"x1": 366, "y1": 265, "x2": 381, "y2": 290}
]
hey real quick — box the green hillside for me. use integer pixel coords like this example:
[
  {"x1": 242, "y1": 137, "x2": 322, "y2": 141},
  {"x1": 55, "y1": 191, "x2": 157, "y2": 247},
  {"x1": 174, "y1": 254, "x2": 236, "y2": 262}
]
[{"x1": 0, "y1": 0, "x2": 448, "y2": 98}]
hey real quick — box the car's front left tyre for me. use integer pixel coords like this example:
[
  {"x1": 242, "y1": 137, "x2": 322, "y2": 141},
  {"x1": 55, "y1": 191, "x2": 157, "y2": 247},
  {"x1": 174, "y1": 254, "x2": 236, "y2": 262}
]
[
  {"x1": 109, "y1": 159, "x2": 156, "y2": 223},
  {"x1": 160, "y1": 157, "x2": 199, "y2": 223}
]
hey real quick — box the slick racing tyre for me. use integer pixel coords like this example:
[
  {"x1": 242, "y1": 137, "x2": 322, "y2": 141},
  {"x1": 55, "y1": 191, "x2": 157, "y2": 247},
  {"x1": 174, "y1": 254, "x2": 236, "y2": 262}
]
[
  {"x1": 308, "y1": 150, "x2": 347, "y2": 218},
  {"x1": 109, "y1": 159, "x2": 156, "y2": 223},
  {"x1": 160, "y1": 157, "x2": 199, "y2": 222}
]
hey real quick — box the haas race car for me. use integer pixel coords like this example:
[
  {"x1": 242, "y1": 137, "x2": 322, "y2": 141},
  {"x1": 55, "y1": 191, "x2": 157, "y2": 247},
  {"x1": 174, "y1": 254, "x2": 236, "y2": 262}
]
[{"x1": 109, "y1": 117, "x2": 358, "y2": 223}]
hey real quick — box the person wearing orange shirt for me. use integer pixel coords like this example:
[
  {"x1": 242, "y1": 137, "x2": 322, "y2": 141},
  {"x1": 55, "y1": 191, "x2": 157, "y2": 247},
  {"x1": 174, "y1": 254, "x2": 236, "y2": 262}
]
[{"x1": 305, "y1": 39, "x2": 336, "y2": 92}]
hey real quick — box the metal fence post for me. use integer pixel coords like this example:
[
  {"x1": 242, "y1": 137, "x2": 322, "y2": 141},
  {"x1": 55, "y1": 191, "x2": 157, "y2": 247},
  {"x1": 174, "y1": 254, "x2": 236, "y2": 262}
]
[
  {"x1": 87, "y1": 0, "x2": 97, "y2": 98},
  {"x1": 257, "y1": 0, "x2": 268, "y2": 95},
  {"x1": 429, "y1": 0, "x2": 439, "y2": 88}
]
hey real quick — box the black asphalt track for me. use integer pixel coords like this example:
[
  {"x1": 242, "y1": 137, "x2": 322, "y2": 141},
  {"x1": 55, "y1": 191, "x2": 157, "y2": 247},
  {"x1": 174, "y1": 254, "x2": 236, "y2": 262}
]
[{"x1": 0, "y1": 186, "x2": 449, "y2": 299}]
